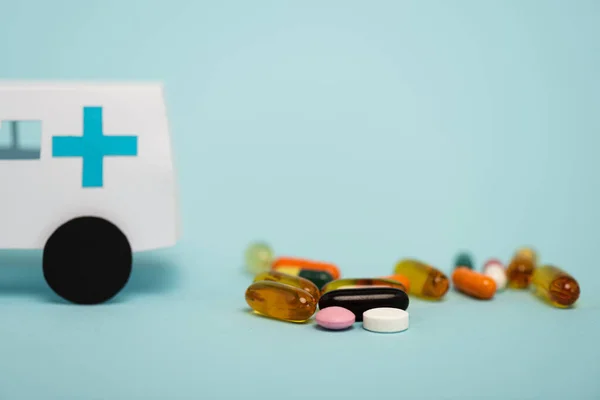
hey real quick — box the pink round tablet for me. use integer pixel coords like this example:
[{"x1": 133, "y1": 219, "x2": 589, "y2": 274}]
[{"x1": 315, "y1": 306, "x2": 355, "y2": 330}]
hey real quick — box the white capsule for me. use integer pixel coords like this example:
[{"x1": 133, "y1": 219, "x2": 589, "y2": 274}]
[
  {"x1": 483, "y1": 261, "x2": 507, "y2": 291},
  {"x1": 362, "y1": 307, "x2": 409, "y2": 333}
]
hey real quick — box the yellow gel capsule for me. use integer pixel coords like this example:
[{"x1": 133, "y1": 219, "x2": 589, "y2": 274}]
[
  {"x1": 394, "y1": 259, "x2": 449, "y2": 299},
  {"x1": 245, "y1": 281, "x2": 317, "y2": 322},
  {"x1": 253, "y1": 270, "x2": 320, "y2": 301},
  {"x1": 506, "y1": 248, "x2": 536, "y2": 289},
  {"x1": 531, "y1": 265, "x2": 580, "y2": 308},
  {"x1": 380, "y1": 274, "x2": 411, "y2": 292},
  {"x1": 321, "y1": 278, "x2": 407, "y2": 294},
  {"x1": 516, "y1": 247, "x2": 537, "y2": 264}
]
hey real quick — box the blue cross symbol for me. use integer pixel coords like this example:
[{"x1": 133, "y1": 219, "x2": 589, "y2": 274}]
[{"x1": 52, "y1": 107, "x2": 138, "y2": 188}]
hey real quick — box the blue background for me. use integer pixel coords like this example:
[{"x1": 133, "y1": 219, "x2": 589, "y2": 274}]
[{"x1": 1, "y1": 1, "x2": 599, "y2": 399}]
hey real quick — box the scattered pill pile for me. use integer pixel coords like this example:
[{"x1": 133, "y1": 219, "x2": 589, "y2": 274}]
[{"x1": 243, "y1": 242, "x2": 581, "y2": 334}]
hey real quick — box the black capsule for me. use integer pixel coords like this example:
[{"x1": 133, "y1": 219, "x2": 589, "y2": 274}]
[
  {"x1": 298, "y1": 269, "x2": 334, "y2": 288},
  {"x1": 318, "y1": 287, "x2": 409, "y2": 322}
]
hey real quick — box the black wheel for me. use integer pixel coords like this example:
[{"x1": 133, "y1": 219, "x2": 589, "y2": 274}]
[{"x1": 43, "y1": 216, "x2": 133, "y2": 305}]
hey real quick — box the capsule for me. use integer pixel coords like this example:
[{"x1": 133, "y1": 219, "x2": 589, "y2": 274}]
[
  {"x1": 452, "y1": 267, "x2": 496, "y2": 300},
  {"x1": 516, "y1": 247, "x2": 538, "y2": 264},
  {"x1": 321, "y1": 278, "x2": 407, "y2": 294},
  {"x1": 531, "y1": 265, "x2": 580, "y2": 308},
  {"x1": 245, "y1": 281, "x2": 317, "y2": 322},
  {"x1": 394, "y1": 259, "x2": 449, "y2": 300},
  {"x1": 506, "y1": 249, "x2": 536, "y2": 289},
  {"x1": 253, "y1": 270, "x2": 320, "y2": 301},
  {"x1": 273, "y1": 266, "x2": 334, "y2": 288},
  {"x1": 318, "y1": 287, "x2": 409, "y2": 322},
  {"x1": 244, "y1": 241, "x2": 275, "y2": 274},
  {"x1": 272, "y1": 257, "x2": 341, "y2": 279},
  {"x1": 380, "y1": 274, "x2": 411, "y2": 292},
  {"x1": 454, "y1": 252, "x2": 474, "y2": 270},
  {"x1": 482, "y1": 258, "x2": 507, "y2": 291}
]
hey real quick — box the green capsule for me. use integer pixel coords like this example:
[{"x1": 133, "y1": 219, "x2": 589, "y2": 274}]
[
  {"x1": 299, "y1": 269, "x2": 334, "y2": 288},
  {"x1": 273, "y1": 266, "x2": 335, "y2": 289},
  {"x1": 454, "y1": 252, "x2": 474, "y2": 270}
]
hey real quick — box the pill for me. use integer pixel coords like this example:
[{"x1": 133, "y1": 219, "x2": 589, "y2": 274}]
[
  {"x1": 516, "y1": 247, "x2": 538, "y2": 264},
  {"x1": 318, "y1": 287, "x2": 409, "y2": 322},
  {"x1": 452, "y1": 267, "x2": 496, "y2": 300},
  {"x1": 454, "y1": 252, "x2": 474, "y2": 269},
  {"x1": 380, "y1": 274, "x2": 411, "y2": 292},
  {"x1": 394, "y1": 259, "x2": 449, "y2": 300},
  {"x1": 315, "y1": 306, "x2": 355, "y2": 330},
  {"x1": 273, "y1": 266, "x2": 334, "y2": 288},
  {"x1": 245, "y1": 281, "x2": 317, "y2": 322},
  {"x1": 253, "y1": 270, "x2": 320, "y2": 301},
  {"x1": 336, "y1": 285, "x2": 370, "y2": 289},
  {"x1": 362, "y1": 308, "x2": 409, "y2": 333},
  {"x1": 482, "y1": 259, "x2": 507, "y2": 291},
  {"x1": 506, "y1": 248, "x2": 536, "y2": 289},
  {"x1": 245, "y1": 241, "x2": 275, "y2": 274},
  {"x1": 531, "y1": 265, "x2": 580, "y2": 308},
  {"x1": 321, "y1": 278, "x2": 407, "y2": 294},
  {"x1": 272, "y1": 257, "x2": 341, "y2": 280}
]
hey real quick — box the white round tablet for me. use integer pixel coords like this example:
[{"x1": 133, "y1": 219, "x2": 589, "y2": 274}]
[{"x1": 362, "y1": 307, "x2": 409, "y2": 333}]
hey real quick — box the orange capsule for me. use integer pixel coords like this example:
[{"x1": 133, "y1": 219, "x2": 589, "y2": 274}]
[
  {"x1": 380, "y1": 274, "x2": 411, "y2": 292},
  {"x1": 452, "y1": 267, "x2": 497, "y2": 300},
  {"x1": 272, "y1": 257, "x2": 341, "y2": 280}
]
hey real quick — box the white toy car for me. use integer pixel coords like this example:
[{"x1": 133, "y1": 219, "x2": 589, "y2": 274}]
[{"x1": 0, "y1": 82, "x2": 180, "y2": 304}]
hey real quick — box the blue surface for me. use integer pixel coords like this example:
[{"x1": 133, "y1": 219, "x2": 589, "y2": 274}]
[
  {"x1": 1, "y1": 1, "x2": 600, "y2": 399},
  {"x1": 52, "y1": 107, "x2": 138, "y2": 187}
]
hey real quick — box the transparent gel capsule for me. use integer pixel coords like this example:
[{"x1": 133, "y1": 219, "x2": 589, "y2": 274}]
[
  {"x1": 321, "y1": 278, "x2": 408, "y2": 294},
  {"x1": 531, "y1": 265, "x2": 580, "y2": 308},
  {"x1": 506, "y1": 247, "x2": 537, "y2": 289},
  {"x1": 253, "y1": 270, "x2": 321, "y2": 301},
  {"x1": 245, "y1": 241, "x2": 274, "y2": 274},
  {"x1": 246, "y1": 281, "x2": 317, "y2": 322},
  {"x1": 394, "y1": 259, "x2": 449, "y2": 300},
  {"x1": 516, "y1": 247, "x2": 537, "y2": 264}
]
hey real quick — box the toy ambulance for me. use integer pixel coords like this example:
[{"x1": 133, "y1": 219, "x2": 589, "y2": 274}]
[{"x1": 0, "y1": 82, "x2": 180, "y2": 304}]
